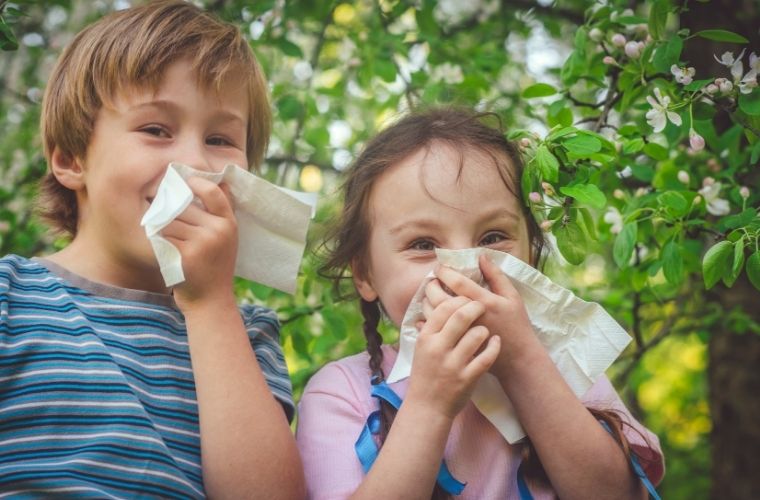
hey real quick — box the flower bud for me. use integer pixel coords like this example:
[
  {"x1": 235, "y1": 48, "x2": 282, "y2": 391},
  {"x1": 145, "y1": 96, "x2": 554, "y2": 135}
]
[
  {"x1": 705, "y1": 84, "x2": 719, "y2": 94},
  {"x1": 540, "y1": 220, "x2": 553, "y2": 231},
  {"x1": 716, "y1": 78, "x2": 733, "y2": 93},
  {"x1": 677, "y1": 170, "x2": 690, "y2": 184},
  {"x1": 707, "y1": 158, "x2": 721, "y2": 172},
  {"x1": 589, "y1": 28, "x2": 603, "y2": 42},
  {"x1": 541, "y1": 182, "x2": 555, "y2": 196},
  {"x1": 689, "y1": 130, "x2": 705, "y2": 151},
  {"x1": 613, "y1": 189, "x2": 625, "y2": 200},
  {"x1": 624, "y1": 41, "x2": 642, "y2": 59},
  {"x1": 739, "y1": 186, "x2": 750, "y2": 199},
  {"x1": 693, "y1": 195, "x2": 702, "y2": 205},
  {"x1": 603, "y1": 55, "x2": 617, "y2": 65},
  {"x1": 519, "y1": 137, "x2": 532, "y2": 148},
  {"x1": 611, "y1": 33, "x2": 627, "y2": 47},
  {"x1": 529, "y1": 191, "x2": 542, "y2": 203},
  {"x1": 702, "y1": 176, "x2": 715, "y2": 187},
  {"x1": 635, "y1": 187, "x2": 648, "y2": 198}
]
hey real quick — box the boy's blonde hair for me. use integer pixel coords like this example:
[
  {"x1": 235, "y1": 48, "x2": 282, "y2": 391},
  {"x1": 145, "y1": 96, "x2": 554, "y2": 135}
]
[{"x1": 38, "y1": 0, "x2": 271, "y2": 236}]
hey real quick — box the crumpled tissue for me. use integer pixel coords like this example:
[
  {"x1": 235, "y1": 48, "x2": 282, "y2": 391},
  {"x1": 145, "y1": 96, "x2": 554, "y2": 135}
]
[
  {"x1": 386, "y1": 247, "x2": 632, "y2": 443},
  {"x1": 140, "y1": 162, "x2": 317, "y2": 294}
]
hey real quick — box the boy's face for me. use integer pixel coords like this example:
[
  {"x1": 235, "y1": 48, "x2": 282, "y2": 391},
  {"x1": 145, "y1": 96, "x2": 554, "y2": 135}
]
[{"x1": 67, "y1": 58, "x2": 249, "y2": 290}]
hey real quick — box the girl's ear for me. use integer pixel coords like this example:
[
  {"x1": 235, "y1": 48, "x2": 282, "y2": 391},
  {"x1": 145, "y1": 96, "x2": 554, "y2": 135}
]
[
  {"x1": 50, "y1": 147, "x2": 86, "y2": 190},
  {"x1": 351, "y1": 259, "x2": 378, "y2": 302}
]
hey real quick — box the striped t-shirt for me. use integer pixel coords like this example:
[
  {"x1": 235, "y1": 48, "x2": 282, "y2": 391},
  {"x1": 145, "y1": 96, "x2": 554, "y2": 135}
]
[{"x1": 0, "y1": 254, "x2": 294, "y2": 498}]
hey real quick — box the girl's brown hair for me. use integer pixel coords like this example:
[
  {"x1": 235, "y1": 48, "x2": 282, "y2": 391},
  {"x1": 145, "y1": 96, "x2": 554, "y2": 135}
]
[
  {"x1": 321, "y1": 107, "x2": 645, "y2": 498},
  {"x1": 38, "y1": 0, "x2": 271, "y2": 236}
]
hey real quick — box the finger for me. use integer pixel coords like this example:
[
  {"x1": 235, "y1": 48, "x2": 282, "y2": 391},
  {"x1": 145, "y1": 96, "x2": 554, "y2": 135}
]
[
  {"x1": 452, "y1": 325, "x2": 491, "y2": 360},
  {"x1": 463, "y1": 335, "x2": 500, "y2": 379},
  {"x1": 435, "y1": 264, "x2": 489, "y2": 301},
  {"x1": 161, "y1": 218, "x2": 197, "y2": 241},
  {"x1": 421, "y1": 297, "x2": 434, "y2": 323},
  {"x1": 425, "y1": 279, "x2": 453, "y2": 308},
  {"x1": 185, "y1": 177, "x2": 234, "y2": 219},
  {"x1": 171, "y1": 202, "x2": 209, "y2": 227},
  {"x1": 479, "y1": 254, "x2": 518, "y2": 297},
  {"x1": 438, "y1": 300, "x2": 486, "y2": 347},
  {"x1": 419, "y1": 295, "x2": 470, "y2": 335}
]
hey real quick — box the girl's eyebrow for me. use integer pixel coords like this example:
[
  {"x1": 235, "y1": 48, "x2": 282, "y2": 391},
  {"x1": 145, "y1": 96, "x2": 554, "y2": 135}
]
[{"x1": 388, "y1": 218, "x2": 444, "y2": 236}]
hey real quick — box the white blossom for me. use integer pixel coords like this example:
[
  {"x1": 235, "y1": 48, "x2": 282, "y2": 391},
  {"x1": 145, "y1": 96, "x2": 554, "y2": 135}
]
[
  {"x1": 698, "y1": 178, "x2": 731, "y2": 216},
  {"x1": 625, "y1": 41, "x2": 644, "y2": 59},
  {"x1": 603, "y1": 207, "x2": 624, "y2": 234},
  {"x1": 671, "y1": 65, "x2": 695, "y2": 85},
  {"x1": 645, "y1": 87, "x2": 682, "y2": 132},
  {"x1": 431, "y1": 62, "x2": 464, "y2": 85}
]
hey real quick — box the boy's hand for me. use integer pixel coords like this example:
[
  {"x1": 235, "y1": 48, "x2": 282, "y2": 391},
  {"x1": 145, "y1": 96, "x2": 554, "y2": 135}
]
[
  {"x1": 406, "y1": 294, "x2": 500, "y2": 420},
  {"x1": 423, "y1": 255, "x2": 535, "y2": 377},
  {"x1": 161, "y1": 177, "x2": 238, "y2": 309}
]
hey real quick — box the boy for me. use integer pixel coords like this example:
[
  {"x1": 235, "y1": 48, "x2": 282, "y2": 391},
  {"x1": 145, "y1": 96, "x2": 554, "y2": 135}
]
[{"x1": 0, "y1": 1, "x2": 304, "y2": 498}]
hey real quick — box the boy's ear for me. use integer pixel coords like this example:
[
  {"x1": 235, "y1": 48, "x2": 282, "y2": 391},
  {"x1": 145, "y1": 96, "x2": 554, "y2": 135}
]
[
  {"x1": 351, "y1": 259, "x2": 378, "y2": 302},
  {"x1": 50, "y1": 147, "x2": 85, "y2": 190}
]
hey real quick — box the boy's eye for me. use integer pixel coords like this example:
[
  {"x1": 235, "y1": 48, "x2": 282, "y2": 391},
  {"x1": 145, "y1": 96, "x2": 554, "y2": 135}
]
[
  {"x1": 479, "y1": 232, "x2": 507, "y2": 246},
  {"x1": 207, "y1": 136, "x2": 233, "y2": 147},
  {"x1": 139, "y1": 125, "x2": 170, "y2": 138},
  {"x1": 409, "y1": 239, "x2": 436, "y2": 251}
]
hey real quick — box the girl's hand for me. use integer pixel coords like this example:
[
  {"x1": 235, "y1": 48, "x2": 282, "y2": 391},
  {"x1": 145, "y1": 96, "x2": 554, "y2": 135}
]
[
  {"x1": 406, "y1": 294, "x2": 501, "y2": 420},
  {"x1": 424, "y1": 255, "x2": 535, "y2": 376},
  {"x1": 161, "y1": 177, "x2": 238, "y2": 310}
]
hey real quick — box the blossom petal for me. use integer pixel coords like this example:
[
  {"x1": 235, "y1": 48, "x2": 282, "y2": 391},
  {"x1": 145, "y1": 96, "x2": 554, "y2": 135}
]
[
  {"x1": 648, "y1": 111, "x2": 666, "y2": 132},
  {"x1": 667, "y1": 111, "x2": 682, "y2": 127},
  {"x1": 707, "y1": 198, "x2": 731, "y2": 216}
]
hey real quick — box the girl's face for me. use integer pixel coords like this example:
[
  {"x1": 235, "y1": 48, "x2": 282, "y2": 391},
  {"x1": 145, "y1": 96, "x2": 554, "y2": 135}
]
[{"x1": 353, "y1": 141, "x2": 531, "y2": 327}]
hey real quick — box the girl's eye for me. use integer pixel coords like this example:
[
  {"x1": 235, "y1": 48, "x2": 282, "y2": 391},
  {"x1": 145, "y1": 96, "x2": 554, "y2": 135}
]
[
  {"x1": 409, "y1": 239, "x2": 436, "y2": 251},
  {"x1": 207, "y1": 136, "x2": 233, "y2": 147},
  {"x1": 140, "y1": 125, "x2": 170, "y2": 138},
  {"x1": 479, "y1": 232, "x2": 507, "y2": 246}
]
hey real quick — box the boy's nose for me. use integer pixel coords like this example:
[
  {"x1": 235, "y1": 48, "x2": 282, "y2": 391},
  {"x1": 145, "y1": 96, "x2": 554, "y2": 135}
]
[{"x1": 176, "y1": 138, "x2": 220, "y2": 173}]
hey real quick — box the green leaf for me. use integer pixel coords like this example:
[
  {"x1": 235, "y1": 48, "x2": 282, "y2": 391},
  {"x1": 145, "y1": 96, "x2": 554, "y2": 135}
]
[
  {"x1": 657, "y1": 191, "x2": 689, "y2": 218},
  {"x1": 623, "y1": 138, "x2": 645, "y2": 155},
  {"x1": 375, "y1": 59, "x2": 397, "y2": 82},
  {"x1": 578, "y1": 207, "x2": 597, "y2": 240},
  {"x1": 662, "y1": 241, "x2": 684, "y2": 284},
  {"x1": 694, "y1": 29, "x2": 749, "y2": 44},
  {"x1": 560, "y1": 183, "x2": 607, "y2": 209},
  {"x1": 547, "y1": 126, "x2": 577, "y2": 141},
  {"x1": 721, "y1": 208, "x2": 757, "y2": 230},
  {"x1": 321, "y1": 308, "x2": 347, "y2": 340},
  {"x1": 648, "y1": 0, "x2": 669, "y2": 41},
  {"x1": 683, "y1": 78, "x2": 714, "y2": 92},
  {"x1": 739, "y1": 91, "x2": 760, "y2": 116},
  {"x1": 613, "y1": 222, "x2": 638, "y2": 268},
  {"x1": 522, "y1": 83, "x2": 557, "y2": 98},
  {"x1": 643, "y1": 142, "x2": 669, "y2": 160},
  {"x1": 702, "y1": 240, "x2": 733, "y2": 289},
  {"x1": 535, "y1": 145, "x2": 559, "y2": 182},
  {"x1": 747, "y1": 251, "x2": 760, "y2": 291},
  {"x1": 751, "y1": 142, "x2": 760, "y2": 165},
  {"x1": 652, "y1": 36, "x2": 683, "y2": 73},
  {"x1": 276, "y1": 95, "x2": 303, "y2": 120},
  {"x1": 728, "y1": 239, "x2": 746, "y2": 284},
  {"x1": 562, "y1": 135, "x2": 602, "y2": 155},
  {"x1": 554, "y1": 218, "x2": 587, "y2": 265},
  {"x1": 276, "y1": 38, "x2": 304, "y2": 58}
]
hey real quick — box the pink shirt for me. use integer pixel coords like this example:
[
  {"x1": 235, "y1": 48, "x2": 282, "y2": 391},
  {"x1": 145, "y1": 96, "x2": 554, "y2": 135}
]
[{"x1": 297, "y1": 344, "x2": 664, "y2": 499}]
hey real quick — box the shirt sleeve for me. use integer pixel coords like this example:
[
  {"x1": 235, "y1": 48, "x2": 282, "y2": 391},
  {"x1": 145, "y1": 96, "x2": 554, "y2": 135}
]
[
  {"x1": 582, "y1": 375, "x2": 665, "y2": 486},
  {"x1": 296, "y1": 361, "x2": 370, "y2": 499},
  {"x1": 240, "y1": 304, "x2": 295, "y2": 422}
]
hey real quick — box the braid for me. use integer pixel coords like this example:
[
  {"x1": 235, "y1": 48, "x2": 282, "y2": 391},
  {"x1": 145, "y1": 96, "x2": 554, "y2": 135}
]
[{"x1": 359, "y1": 298, "x2": 450, "y2": 500}]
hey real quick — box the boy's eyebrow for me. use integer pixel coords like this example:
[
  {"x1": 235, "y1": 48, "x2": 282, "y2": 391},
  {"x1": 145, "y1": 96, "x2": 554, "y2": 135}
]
[{"x1": 128, "y1": 100, "x2": 246, "y2": 125}]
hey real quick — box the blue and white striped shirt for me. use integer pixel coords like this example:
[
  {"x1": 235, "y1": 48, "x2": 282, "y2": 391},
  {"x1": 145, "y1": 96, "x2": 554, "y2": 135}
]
[{"x1": 0, "y1": 254, "x2": 294, "y2": 498}]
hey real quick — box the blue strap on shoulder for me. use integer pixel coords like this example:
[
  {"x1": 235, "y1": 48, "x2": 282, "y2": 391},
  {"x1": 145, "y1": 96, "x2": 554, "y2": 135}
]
[
  {"x1": 516, "y1": 421, "x2": 661, "y2": 500},
  {"x1": 354, "y1": 379, "x2": 466, "y2": 495}
]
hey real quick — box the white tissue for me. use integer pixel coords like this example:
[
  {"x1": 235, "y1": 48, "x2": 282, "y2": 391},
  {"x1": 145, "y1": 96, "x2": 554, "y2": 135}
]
[
  {"x1": 140, "y1": 163, "x2": 317, "y2": 294},
  {"x1": 387, "y1": 247, "x2": 632, "y2": 443}
]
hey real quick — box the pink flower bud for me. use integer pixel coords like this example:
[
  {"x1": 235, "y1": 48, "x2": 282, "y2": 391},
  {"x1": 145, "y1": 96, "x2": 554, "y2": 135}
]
[
  {"x1": 603, "y1": 56, "x2": 617, "y2": 65},
  {"x1": 705, "y1": 84, "x2": 719, "y2": 94},
  {"x1": 613, "y1": 189, "x2": 625, "y2": 200},
  {"x1": 541, "y1": 182, "x2": 555, "y2": 196},
  {"x1": 540, "y1": 220, "x2": 553, "y2": 231},
  {"x1": 740, "y1": 186, "x2": 750, "y2": 199},
  {"x1": 689, "y1": 130, "x2": 705, "y2": 151},
  {"x1": 611, "y1": 33, "x2": 627, "y2": 47},
  {"x1": 624, "y1": 41, "x2": 642, "y2": 59},
  {"x1": 702, "y1": 176, "x2": 715, "y2": 188},
  {"x1": 677, "y1": 170, "x2": 690, "y2": 184},
  {"x1": 589, "y1": 28, "x2": 603, "y2": 42},
  {"x1": 519, "y1": 137, "x2": 531, "y2": 148},
  {"x1": 529, "y1": 191, "x2": 542, "y2": 203}
]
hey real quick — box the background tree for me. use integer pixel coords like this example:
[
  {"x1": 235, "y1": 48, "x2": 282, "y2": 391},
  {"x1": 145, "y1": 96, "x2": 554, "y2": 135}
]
[{"x1": 2, "y1": 0, "x2": 758, "y2": 497}]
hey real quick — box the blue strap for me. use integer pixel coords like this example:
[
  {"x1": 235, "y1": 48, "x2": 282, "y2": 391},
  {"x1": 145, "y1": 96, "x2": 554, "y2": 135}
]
[
  {"x1": 516, "y1": 421, "x2": 661, "y2": 500},
  {"x1": 354, "y1": 380, "x2": 466, "y2": 495}
]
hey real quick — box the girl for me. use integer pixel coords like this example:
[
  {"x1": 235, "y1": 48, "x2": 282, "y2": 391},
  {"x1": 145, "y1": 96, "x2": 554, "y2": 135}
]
[{"x1": 297, "y1": 108, "x2": 663, "y2": 499}]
